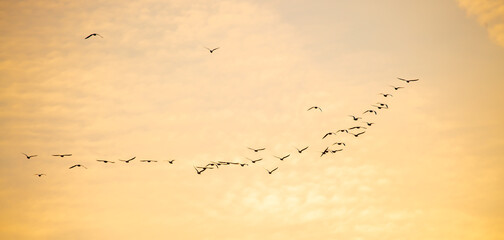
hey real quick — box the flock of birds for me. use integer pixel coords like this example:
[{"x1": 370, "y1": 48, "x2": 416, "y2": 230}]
[{"x1": 24, "y1": 33, "x2": 419, "y2": 177}]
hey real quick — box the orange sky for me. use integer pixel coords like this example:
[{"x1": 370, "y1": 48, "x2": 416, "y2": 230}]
[{"x1": 0, "y1": 0, "x2": 503, "y2": 239}]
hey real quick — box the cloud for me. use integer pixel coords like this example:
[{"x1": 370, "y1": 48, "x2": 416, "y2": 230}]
[{"x1": 458, "y1": 0, "x2": 504, "y2": 47}]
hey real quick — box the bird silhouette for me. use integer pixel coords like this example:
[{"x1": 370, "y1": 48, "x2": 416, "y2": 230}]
[
  {"x1": 53, "y1": 154, "x2": 72, "y2": 157},
  {"x1": 336, "y1": 129, "x2": 349, "y2": 134},
  {"x1": 372, "y1": 104, "x2": 388, "y2": 110},
  {"x1": 22, "y1": 153, "x2": 37, "y2": 159},
  {"x1": 119, "y1": 157, "x2": 136, "y2": 163},
  {"x1": 349, "y1": 115, "x2": 362, "y2": 121},
  {"x1": 239, "y1": 163, "x2": 248, "y2": 167},
  {"x1": 206, "y1": 162, "x2": 220, "y2": 168},
  {"x1": 363, "y1": 109, "x2": 377, "y2": 115},
  {"x1": 320, "y1": 147, "x2": 329, "y2": 157},
  {"x1": 84, "y1": 33, "x2": 103, "y2": 39},
  {"x1": 323, "y1": 132, "x2": 336, "y2": 139},
  {"x1": 348, "y1": 126, "x2": 367, "y2": 130},
  {"x1": 296, "y1": 146, "x2": 309, "y2": 153},
  {"x1": 165, "y1": 159, "x2": 175, "y2": 164},
  {"x1": 194, "y1": 166, "x2": 206, "y2": 174},
  {"x1": 364, "y1": 122, "x2": 375, "y2": 126},
  {"x1": 248, "y1": 147, "x2": 265, "y2": 152},
  {"x1": 376, "y1": 102, "x2": 389, "y2": 108},
  {"x1": 140, "y1": 160, "x2": 158, "y2": 163},
  {"x1": 397, "y1": 77, "x2": 419, "y2": 83},
  {"x1": 69, "y1": 164, "x2": 87, "y2": 169},
  {"x1": 390, "y1": 85, "x2": 404, "y2": 90},
  {"x1": 307, "y1": 106, "x2": 322, "y2": 112},
  {"x1": 350, "y1": 131, "x2": 366, "y2": 137},
  {"x1": 265, "y1": 167, "x2": 278, "y2": 174},
  {"x1": 34, "y1": 174, "x2": 45, "y2": 177},
  {"x1": 380, "y1": 93, "x2": 393, "y2": 97},
  {"x1": 274, "y1": 154, "x2": 290, "y2": 161},
  {"x1": 97, "y1": 160, "x2": 115, "y2": 163},
  {"x1": 205, "y1": 47, "x2": 219, "y2": 53},
  {"x1": 331, "y1": 149, "x2": 343, "y2": 153},
  {"x1": 247, "y1": 158, "x2": 263, "y2": 163},
  {"x1": 332, "y1": 142, "x2": 346, "y2": 146}
]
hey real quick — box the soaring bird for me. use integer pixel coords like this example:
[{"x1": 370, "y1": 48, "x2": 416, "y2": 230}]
[
  {"x1": 34, "y1": 174, "x2": 46, "y2": 177},
  {"x1": 350, "y1": 131, "x2": 366, "y2": 137},
  {"x1": 239, "y1": 163, "x2": 248, "y2": 167},
  {"x1": 331, "y1": 149, "x2": 343, "y2": 153},
  {"x1": 296, "y1": 146, "x2": 309, "y2": 153},
  {"x1": 379, "y1": 93, "x2": 393, "y2": 97},
  {"x1": 165, "y1": 159, "x2": 175, "y2": 164},
  {"x1": 363, "y1": 109, "x2": 377, "y2": 115},
  {"x1": 205, "y1": 47, "x2": 219, "y2": 53},
  {"x1": 323, "y1": 132, "x2": 336, "y2": 139},
  {"x1": 332, "y1": 142, "x2": 346, "y2": 146},
  {"x1": 265, "y1": 167, "x2": 278, "y2": 174},
  {"x1": 206, "y1": 162, "x2": 220, "y2": 168},
  {"x1": 390, "y1": 85, "x2": 404, "y2": 90},
  {"x1": 348, "y1": 126, "x2": 367, "y2": 130},
  {"x1": 274, "y1": 154, "x2": 290, "y2": 161},
  {"x1": 84, "y1": 33, "x2": 103, "y2": 39},
  {"x1": 372, "y1": 104, "x2": 388, "y2": 110},
  {"x1": 397, "y1": 77, "x2": 419, "y2": 83},
  {"x1": 194, "y1": 166, "x2": 206, "y2": 174},
  {"x1": 248, "y1": 147, "x2": 265, "y2": 152},
  {"x1": 22, "y1": 153, "x2": 37, "y2": 159},
  {"x1": 140, "y1": 160, "x2": 158, "y2": 163},
  {"x1": 307, "y1": 106, "x2": 322, "y2": 112},
  {"x1": 53, "y1": 154, "x2": 72, "y2": 157},
  {"x1": 69, "y1": 164, "x2": 87, "y2": 169},
  {"x1": 119, "y1": 157, "x2": 136, "y2": 163},
  {"x1": 97, "y1": 160, "x2": 115, "y2": 163},
  {"x1": 349, "y1": 115, "x2": 362, "y2": 121},
  {"x1": 247, "y1": 158, "x2": 263, "y2": 163},
  {"x1": 364, "y1": 122, "x2": 375, "y2": 126},
  {"x1": 336, "y1": 129, "x2": 349, "y2": 134},
  {"x1": 376, "y1": 102, "x2": 389, "y2": 108},
  {"x1": 320, "y1": 147, "x2": 329, "y2": 157}
]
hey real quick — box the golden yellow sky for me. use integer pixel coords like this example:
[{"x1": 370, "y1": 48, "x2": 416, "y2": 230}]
[{"x1": 0, "y1": 0, "x2": 503, "y2": 239}]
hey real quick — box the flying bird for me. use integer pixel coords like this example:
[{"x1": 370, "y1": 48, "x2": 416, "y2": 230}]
[
  {"x1": 52, "y1": 154, "x2": 72, "y2": 157},
  {"x1": 336, "y1": 129, "x2": 349, "y2": 134},
  {"x1": 206, "y1": 162, "x2": 220, "y2": 168},
  {"x1": 265, "y1": 167, "x2": 278, "y2": 174},
  {"x1": 296, "y1": 146, "x2": 309, "y2": 153},
  {"x1": 239, "y1": 163, "x2": 248, "y2": 167},
  {"x1": 323, "y1": 132, "x2": 336, "y2": 139},
  {"x1": 84, "y1": 33, "x2": 103, "y2": 39},
  {"x1": 69, "y1": 164, "x2": 87, "y2": 169},
  {"x1": 307, "y1": 106, "x2": 322, "y2": 112},
  {"x1": 331, "y1": 149, "x2": 343, "y2": 153},
  {"x1": 194, "y1": 166, "x2": 207, "y2": 174},
  {"x1": 372, "y1": 104, "x2": 388, "y2": 110},
  {"x1": 274, "y1": 154, "x2": 290, "y2": 161},
  {"x1": 349, "y1": 115, "x2": 362, "y2": 121},
  {"x1": 332, "y1": 142, "x2": 346, "y2": 146},
  {"x1": 34, "y1": 174, "x2": 45, "y2": 177},
  {"x1": 397, "y1": 77, "x2": 419, "y2": 83},
  {"x1": 380, "y1": 93, "x2": 393, "y2": 97},
  {"x1": 363, "y1": 109, "x2": 377, "y2": 115},
  {"x1": 364, "y1": 122, "x2": 375, "y2": 126},
  {"x1": 348, "y1": 126, "x2": 367, "y2": 130},
  {"x1": 247, "y1": 158, "x2": 263, "y2": 163},
  {"x1": 376, "y1": 102, "x2": 389, "y2": 108},
  {"x1": 22, "y1": 153, "x2": 37, "y2": 159},
  {"x1": 350, "y1": 131, "x2": 366, "y2": 137},
  {"x1": 140, "y1": 160, "x2": 158, "y2": 163},
  {"x1": 97, "y1": 160, "x2": 115, "y2": 163},
  {"x1": 119, "y1": 157, "x2": 136, "y2": 163},
  {"x1": 248, "y1": 147, "x2": 266, "y2": 152},
  {"x1": 205, "y1": 47, "x2": 219, "y2": 53},
  {"x1": 390, "y1": 85, "x2": 404, "y2": 90},
  {"x1": 165, "y1": 159, "x2": 175, "y2": 164},
  {"x1": 320, "y1": 147, "x2": 329, "y2": 157}
]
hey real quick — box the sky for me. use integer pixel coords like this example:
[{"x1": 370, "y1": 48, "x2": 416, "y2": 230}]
[{"x1": 0, "y1": 0, "x2": 503, "y2": 239}]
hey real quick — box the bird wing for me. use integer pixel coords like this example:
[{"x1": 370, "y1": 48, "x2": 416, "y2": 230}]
[
  {"x1": 84, "y1": 34, "x2": 92, "y2": 39},
  {"x1": 211, "y1": 47, "x2": 219, "y2": 51},
  {"x1": 271, "y1": 167, "x2": 278, "y2": 173},
  {"x1": 69, "y1": 165, "x2": 77, "y2": 169}
]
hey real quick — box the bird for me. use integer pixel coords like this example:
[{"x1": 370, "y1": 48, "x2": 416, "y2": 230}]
[
  {"x1": 239, "y1": 163, "x2": 248, "y2": 167},
  {"x1": 205, "y1": 47, "x2": 219, "y2": 53},
  {"x1": 350, "y1": 131, "x2": 366, "y2": 137},
  {"x1": 165, "y1": 159, "x2": 175, "y2": 164},
  {"x1": 140, "y1": 160, "x2": 158, "y2": 163},
  {"x1": 307, "y1": 106, "x2": 322, "y2": 112},
  {"x1": 248, "y1": 147, "x2": 265, "y2": 152},
  {"x1": 349, "y1": 115, "x2": 362, "y2": 121},
  {"x1": 320, "y1": 147, "x2": 329, "y2": 157},
  {"x1": 205, "y1": 162, "x2": 220, "y2": 168},
  {"x1": 34, "y1": 174, "x2": 45, "y2": 177},
  {"x1": 194, "y1": 166, "x2": 206, "y2": 174},
  {"x1": 364, "y1": 122, "x2": 375, "y2": 126},
  {"x1": 69, "y1": 164, "x2": 87, "y2": 169},
  {"x1": 332, "y1": 142, "x2": 346, "y2": 146},
  {"x1": 274, "y1": 154, "x2": 290, "y2": 161},
  {"x1": 84, "y1": 33, "x2": 103, "y2": 39},
  {"x1": 247, "y1": 158, "x2": 263, "y2": 163},
  {"x1": 119, "y1": 157, "x2": 136, "y2": 163},
  {"x1": 363, "y1": 109, "x2": 377, "y2": 115},
  {"x1": 323, "y1": 132, "x2": 336, "y2": 139},
  {"x1": 397, "y1": 77, "x2": 419, "y2": 83},
  {"x1": 380, "y1": 93, "x2": 393, "y2": 97},
  {"x1": 22, "y1": 153, "x2": 37, "y2": 159},
  {"x1": 376, "y1": 102, "x2": 389, "y2": 108},
  {"x1": 265, "y1": 167, "x2": 278, "y2": 174},
  {"x1": 336, "y1": 129, "x2": 349, "y2": 134},
  {"x1": 97, "y1": 160, "x2": 115, "y2": 163},
  {"x1": 296, "y1": 146, "x2": 309, "y2": 153},
  {"x1": 372, "y1": 104, "x2": 388, "y2": 110},
  {"x1": 331, "y1": 149, "x2": 343, "y2": 153},
  {"x1": 52, "y1": 154, "x2": 72, "y2": 157},
  {"x1": 390, "y1": 85, "x2": 404, "y2": 90},
  {"x1": 218, "y1": 161, "x2": 232, "y2": 165},
  {"x1": 348, "y1": 126, "x2": 367, "y2": 130}
]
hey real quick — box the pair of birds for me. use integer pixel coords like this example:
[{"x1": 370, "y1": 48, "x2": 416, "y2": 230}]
[{"x1": 23, "y1": 153, "x2": 72, "y2": 159}]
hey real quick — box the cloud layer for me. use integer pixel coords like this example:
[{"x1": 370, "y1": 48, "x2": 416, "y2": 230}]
[{"x1": 458, "y1": 0, "x2": 504, "y2": 47}]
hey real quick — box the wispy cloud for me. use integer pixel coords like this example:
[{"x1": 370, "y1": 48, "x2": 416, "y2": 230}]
[{"x1": 458, "y1": 0, "x2": 504, "y2": 47}]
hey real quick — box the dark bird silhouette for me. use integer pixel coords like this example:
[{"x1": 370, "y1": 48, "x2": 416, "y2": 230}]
[
  {"x1": 34, "y1": 174, "x2": 45, "y2": 177},
  {"x1": 337, "y1": 129, "x2": 349, "y2": 134},
  {"x1": 390, "y1": 85, "x2": 404, "y2": 90},
  {"x1": 84, "y1": 33, "x2": 103, "y2": 39},
  {"x1": 53, "y1": 154, "x2": 72, "y2": 157},
  {"x1": 296, "y1": 146, "x2": 309, "y2": 153},
  {"x1": 331, "y1": 149, "x2": 343, "y2": 153},
  {"x1": 348, "y1": 126, "x2": 367, "y2": 130},
  {"x1": 165, "y1": 159, "x2": 175, "y2": 164},
  {"x1": 307, "y1": 106, "x2": 322, "y2": 112},
  {"x1": 332, "y1": 142, "x2": 346, "y2": 146},
  {"x1": 363, "y1": 109, "x2": 377, "y2": 115},
  {"x1": 274, "y1": 154, "x2": 290, "y2": 161},
  {"x1": 320, "y1": 147, "x2": 329, "y2": 157},
  {"x1": 205, "y1": 47, "x2": 219, "y2": 53},
  {"x1": 376, "y1": 102, "x2": 389, "y2": 108},
  {"x1": 239, "y1": 163, "x2": 248, "y2": 167},
  {"x1": 206, "y1": 162, "x2": 220, "y2": 168},
  {"x1": 194, "y1": 166, "x2": 207, "y2": 174},
  {"x1": 22, "y1": 153, "x2": 37, "y2": 159},
  {"x1": 380, "y1": 93, "x2": 393, "y2": 97},
  {"x1": 248, "y1": 147, "x2": 265, "y2": 152},
  {"x1": 69, "y1": 164, "x2": 87, "y2": 169},
  {"x1": 323, "y1": 132, "x2": 336, "y2": 139},
  {"x1": 372, "y1": 104, "x2": 388, "y2": 110},
  {"x1": 265, "y1": 167, "x2": 278, "y2": 174},
  {"x1": 97, "y1": 160, "x2": 115, "y2": 163},
  {"x1": 119, "y1": 157, "x2": 136, "y2": 163},
  {"x1": 349, "y1": 115, "x2": 361, "y2": 121},
  {"x1": 350, "y1": 131, "x2": 366, "y2": 137},
  {"x1": 218, "y1": 161, "x2": 232, "y2": 165},
  {"x1": 247, "y1": 158, "x2": 263, "y2": 163},
  {"x1": 397, "y1": 77, "x2": 419, "y2": 83},
  {"x1": 140, "y1": 160, "x2": 158, "y2": 163},
  {"x1": 364, "y1": 122, "x2": 375, "y2": 126}
]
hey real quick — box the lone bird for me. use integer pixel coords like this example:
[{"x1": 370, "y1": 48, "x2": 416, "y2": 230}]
[
  {"x1": 349, "y1": 115, "x2": 362, "y2": 121},
  {"x1": 194, "y1": 166, "x2": 206, "y2": 174},
  {"x1": 331, "y1": 149, "x2": 343, "y2": 153},
  {"x1": 265, "y1": 167, "x2": 279, "y2": 174},
  {"x1": 336, "y1": 129, "x2": 349, "y2": 134},
  {"x1": 320, "y1": 147, "x2": 329, "y2": 157},
  {"x1": 97, "y1": 160, "x2": 115, "y2": 163},
  {"x1": 397, "y1": 77, "x2": 419, "y2": 83},
  {"x1": 296, "y1": 146, "x2": 309, "y2": 153},
  {"x1": 69, "y1": 164, "x2": 87, "y2": 169},
  {"x1": 140, "y1": 160, "x2": 158, "y2": 163},
  {"x1": 363, "y1": 109, "x2": 377, "y2": 115},
  {"x1": 205, "y1": 47, "x2": 219, "y2": 53},
  {"x1": 248, "y1": 147, "x2": 266, "y2": 152},
  {"x1": 376, "y1": 102, "x2": 389, "y2": 108},
  {"x1": 390, "y1": 85, "x2": 404, "y2": 90},
  {"x1": 274, "y1": 154, "x2": 290, "y2": 161},
  {"x1": 350, "y1": 131, "x2": 366, "y2": 137},
  {"x1": 53, "y1": 154, "x2": 72, "y2": 157},
  {"x1": 348, "y1": 126, "x2": 367, "y2": 130},
  {"x1": 323, "y1": 132, "x2": 336, "y2": 139},
  {"x1": 34, "y1": 174, "x2": 46, "y2": 177},
  {"x1": 166, "y1": 160, "x2": 175, "y2": 164},
  {"x1": 119, "y1": 157, "x2": 136, "y2": 163},
  {"x1": 364, "y1": 122, "x2": 375, "y2": 126},
  {"x1": 84, "y1": 33, "x2": 103, "y2": 39},
  {"x1": 247, "y1": 158, "x2": 263, "y2": 163},
  {"x1": 380, "y1": 93, "x2": 393, "y2": 97},
  {"x1": 22, "y1": 153, "x2": 37, "y2": 159},
  {"x1": 239, "y1": 163, "x2": 248, "y2": 167},
  {"x1": 333, "y1": 142, "x2": 346, "y2": 146},
  {"x1": 307, "y1": 106, "x2": 322, "y2": 112},
  {"x1": 372, "y1": 104, "x2": 388, "y2": 110}
]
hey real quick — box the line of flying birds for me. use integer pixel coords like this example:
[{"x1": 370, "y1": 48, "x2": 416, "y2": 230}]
[{"x1": 25, "y1": 33, "x2": 419, "y2": 177}]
